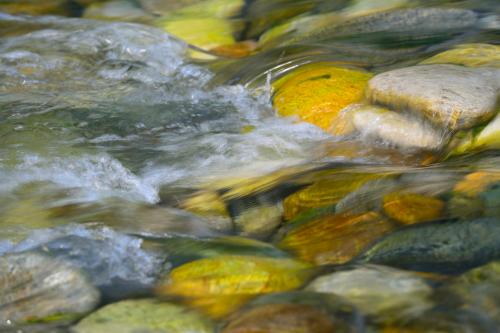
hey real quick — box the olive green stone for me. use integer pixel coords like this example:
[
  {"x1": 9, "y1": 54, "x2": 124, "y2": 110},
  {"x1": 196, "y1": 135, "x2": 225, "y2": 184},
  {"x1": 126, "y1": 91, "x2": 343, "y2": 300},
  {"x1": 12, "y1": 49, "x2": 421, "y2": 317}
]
[
  {"x1": 421, "y1": 44, "x2": 500, "y2": 68},
  {"x1": 73, "y1": 299, "x2": 214, "y2": 333}
]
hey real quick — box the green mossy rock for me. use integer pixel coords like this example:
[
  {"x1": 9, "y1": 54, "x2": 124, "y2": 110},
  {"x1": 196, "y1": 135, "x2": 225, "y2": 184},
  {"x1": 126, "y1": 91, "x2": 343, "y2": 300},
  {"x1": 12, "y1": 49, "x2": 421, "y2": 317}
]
[{"x1": 421, "y1": 44, "x2": 500, "y2": 68}]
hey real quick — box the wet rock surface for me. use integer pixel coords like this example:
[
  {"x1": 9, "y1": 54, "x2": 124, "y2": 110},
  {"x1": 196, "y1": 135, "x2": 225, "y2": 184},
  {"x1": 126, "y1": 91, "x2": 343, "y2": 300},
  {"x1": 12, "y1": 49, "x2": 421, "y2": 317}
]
[
  {"x1": 366, "y1": 64, "x2": 500, "y2": 131},
  {"x1": 307, "y1": 265, "x2": 433, "y2": 320},
  {"x1": 0, "y1": 252, "x2": 100, "y2": 330},
  {"x1": 357, "y1": 218, "x2": 500, "y2": 274}
]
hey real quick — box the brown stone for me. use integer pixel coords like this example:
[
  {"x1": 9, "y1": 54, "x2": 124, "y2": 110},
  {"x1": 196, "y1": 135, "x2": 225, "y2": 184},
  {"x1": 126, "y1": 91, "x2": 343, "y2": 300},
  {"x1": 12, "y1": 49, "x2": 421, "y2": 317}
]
[
  {"x1": 221, "y1": 303, "x2": 336, "y2": 333},
  {"x1": 279, "y1": 212, "x2": 394, "y2": 265}
]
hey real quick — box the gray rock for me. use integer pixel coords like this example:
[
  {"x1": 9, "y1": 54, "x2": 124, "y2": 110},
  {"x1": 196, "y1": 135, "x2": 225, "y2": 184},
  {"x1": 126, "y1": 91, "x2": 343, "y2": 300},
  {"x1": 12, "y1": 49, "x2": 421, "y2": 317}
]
[
  {"x1": 356, "y1": 218, "x2": 500, "y2": 274},
  {"x1": 4, "y1": 224, "x2": 166, "y2": 300},
  {"x1": 0, "y1": 252, "x2": 100, "y2": 330},
  {"x1": 366, "y1": 64, "x2": 500, "y2": 130},
  {"x1": 293, "y1": 8, "x2": 478, "y2": 45},
  {"x1": 306, "y1": 265, "x2": 433, "y2": 321}
]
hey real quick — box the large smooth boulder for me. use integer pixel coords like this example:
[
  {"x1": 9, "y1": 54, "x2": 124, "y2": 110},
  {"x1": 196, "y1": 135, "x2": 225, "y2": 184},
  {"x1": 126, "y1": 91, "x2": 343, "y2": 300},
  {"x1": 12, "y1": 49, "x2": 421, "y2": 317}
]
[{"x1": 366, "y1": 64, "x2": 500, "y2": 131}]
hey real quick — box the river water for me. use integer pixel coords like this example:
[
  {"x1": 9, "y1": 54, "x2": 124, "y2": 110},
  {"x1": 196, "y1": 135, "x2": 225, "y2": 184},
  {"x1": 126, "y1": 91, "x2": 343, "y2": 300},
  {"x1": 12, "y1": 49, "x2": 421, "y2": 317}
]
[{"x1": 0, "y1": 1, "x2": 499, "y2": 332}]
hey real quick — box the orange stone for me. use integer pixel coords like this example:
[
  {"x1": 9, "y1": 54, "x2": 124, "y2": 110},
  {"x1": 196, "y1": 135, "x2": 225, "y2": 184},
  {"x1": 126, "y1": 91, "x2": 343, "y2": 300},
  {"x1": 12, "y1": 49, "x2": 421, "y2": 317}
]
[
  {"x1": 453, "y1": 171, "x2": 500, "y2": 198},
  {"x1": 279, "y1": 212, "x2": 394, "y2": 265},
  {"x1": 211, "y1": 40, "x2": 258, "y2": 58},
  {"x1": 283, "y1": 173, "x2": 380, "y2": 220},
  {"x1": 221, "y1": 303, "x2": 336, "y2": 333},
  {"x1": 383, "y1": 192, "x2": 445, "y2": 225}
]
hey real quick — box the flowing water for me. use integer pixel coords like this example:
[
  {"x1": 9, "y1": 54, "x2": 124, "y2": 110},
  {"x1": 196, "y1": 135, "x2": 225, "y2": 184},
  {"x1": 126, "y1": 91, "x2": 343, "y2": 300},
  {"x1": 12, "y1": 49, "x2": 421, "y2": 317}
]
[{"x1": 0, "y1": 1, "x2": 499, "y2": 332}]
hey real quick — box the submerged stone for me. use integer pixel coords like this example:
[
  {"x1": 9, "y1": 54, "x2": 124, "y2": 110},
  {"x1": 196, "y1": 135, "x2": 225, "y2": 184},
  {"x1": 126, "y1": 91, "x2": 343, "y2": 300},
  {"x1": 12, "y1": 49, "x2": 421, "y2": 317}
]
[
  {"x1": 2, "y1": 224, "x2": 164, "y2": 300},
  {"x1": 211, "y1": 40, "x2": 257, "y2": 58},
  {"x1": 0, "y1": 253, "x2": 99, "y2": 330},
  {"x1": 233, "y1": 203, "x2": 284, "y2": 238},
  {"x1": 154, "y1": 0, "x2": 244, "y2": 52},
  {"x1": 343, "y1": 104, "x2": 446, "y2": 150},
  {"x1": 279, "y1": 212, "x2": 394, "y2": 265},
  {"x1": 181, "y1": 190, "x2": 232, "y2": 232},
  {"x1": 453, "y1": 172, "x2": 500, "y2": 198},
  {"x1": 378, "y1": 308, "x2": 498, "y2": 333},
  {"x1": 341, "y1": 0, "x2": 410, "y2": 17},
  {"x1": 421, "y1": 44, "x2": 500, "y2": 68},
  {"x1": 307, "y1": 265, "x2": 433, "y2": 320},
  {"x1": 146, "y1": 235, "x2": 290, "y2": 267},
  {"x1": 451, "y1": 113, "x2": 500, "y2": 155},
  {"x1": 155, "y1": 255, "x2": 311, "y2": 317},
  {"x1": 139, "y1": 0, "x2": 205, "y2": 15},
  {"x1": 159, "y1": 17, "x2": 236, "y2": 50},
  {"x1": 272, "y1": 63, "x2": 372, "y2": 133},
  {"x1": 83, "y1": 0, "x2": 152, "y2": 23},
  {"x1": 436, "y1": 262, "x2": 500, "y2": 326},
  {"x1": 383, "y1": 192, "x2": 445, "y2": 225},
  {"x1": 260, "y1": 0, "x2": 410, "y2": 48},
  {"x1": 73, "y1": 299, "x2": 214, "y2": 333},
  {"x1": 283, "y1": 172, "x2": 380, "y2": 220},
  {"x1": 289, "y1": 8, "x2": 478, "y2": 46},
  {"x1": 243, "y1": 291, "x2": 364, "y2": 331},
  {"x1": 356, "y1": 218, "x2": 500, "y2": 274},
  {"x1": 221, "y1": 303, "x2": 336, "y2": 333},
  {"x1": 366, "y1": 64, "x2": 500, "y2": 131},
  {"x1": 243, "y1": 0, "x2": 317, "y2": 40}
]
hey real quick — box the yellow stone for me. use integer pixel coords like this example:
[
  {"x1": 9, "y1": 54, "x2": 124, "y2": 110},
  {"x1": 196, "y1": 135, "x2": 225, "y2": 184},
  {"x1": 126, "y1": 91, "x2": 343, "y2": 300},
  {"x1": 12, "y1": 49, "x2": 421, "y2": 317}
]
[
  {"x1": 154, "y1": 0, "x2": 244, "y2": 55},
  {"x1": 383, "y1": 192, "x2": 445, "y2": 225},
  {"x1": 159, "y1": 18, "x2": 236, "y2": 50},
  {"x1": 272, "y1": 63, "x2": 372, "y2": 132},
  {"x1": 181, "y1": 190, "x2": 229, "y2": 218},
  {"x1": 421, "y1": 44, "x2": 500, "y2": 68},
  {"x1": 279, "y1": 212, "x2": 394, "y2": 265},
  {"x1": 454, "y1": 172, "x2": 500, "y2": 198},
  {"x1": 283, "y1": 172, "x2": 380, "y2": 220},
  {"x1": 164, "y1": 0, "x2": 242, "y2": 18},
  {"x1": 156, "y1": 255, "x2": 310, "y2": 317}
]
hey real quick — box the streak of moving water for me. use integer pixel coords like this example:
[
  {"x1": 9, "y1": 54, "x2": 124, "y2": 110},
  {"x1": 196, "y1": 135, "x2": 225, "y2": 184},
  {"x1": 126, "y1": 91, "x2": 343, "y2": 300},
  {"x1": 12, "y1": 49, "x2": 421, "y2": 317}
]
[{"x1": 0, "y1": 14, "x2": 328, "y2": 208}]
